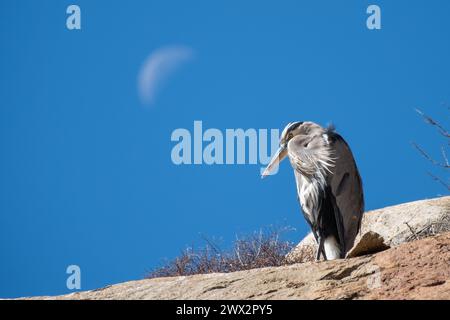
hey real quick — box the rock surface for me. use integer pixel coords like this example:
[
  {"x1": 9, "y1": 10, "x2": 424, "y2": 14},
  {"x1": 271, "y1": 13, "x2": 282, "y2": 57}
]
[
  {"x1": 286, "y1": 196, "x2": 450, "y2": 263},
  {"x1": 23, "y1": 232, "x2": 450, "y2": 300},
  {"x1": 18, "y1": 197, "x2": 450, "y2": 300}
]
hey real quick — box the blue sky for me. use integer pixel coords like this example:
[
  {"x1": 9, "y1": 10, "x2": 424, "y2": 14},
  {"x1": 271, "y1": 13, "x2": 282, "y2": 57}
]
[{"x1": 0, "y1": 0, "x2": 449, "y2": 298}]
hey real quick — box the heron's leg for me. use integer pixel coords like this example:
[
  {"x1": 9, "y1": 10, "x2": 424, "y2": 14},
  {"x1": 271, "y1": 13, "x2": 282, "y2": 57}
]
[
  {"x1": 322, "y1": 240, "x2": 328, "y2": 261},
  {"x1": 316, "y1": 237, "x2": 328, "y2": 261},
  {"x1": 322, "y1": 247, "x2": 328, "y2": 261},
  {"x1": 315, "y1": 245, "x2": 321, "y2": 261}
]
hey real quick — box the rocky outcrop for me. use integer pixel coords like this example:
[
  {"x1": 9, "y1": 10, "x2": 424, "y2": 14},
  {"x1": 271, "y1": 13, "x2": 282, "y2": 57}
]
[
  {"x1": 19, "y1": 197, "x2": 450, "y2": 300},
  {"x1": 25, "y1": 232, "x2": 450, "y2": 300},
  {"x1": 286, "y1": 196, "x2": 450, "y2": 263}
]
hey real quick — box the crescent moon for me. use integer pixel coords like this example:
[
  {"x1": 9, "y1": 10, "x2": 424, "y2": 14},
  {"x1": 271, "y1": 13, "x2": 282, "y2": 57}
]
[{"x1": 138, "y1": 46, "x2": 194, "y2": 105}]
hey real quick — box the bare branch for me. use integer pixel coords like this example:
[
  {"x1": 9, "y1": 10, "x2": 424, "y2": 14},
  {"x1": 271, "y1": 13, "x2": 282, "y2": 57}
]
[
  {"x1": 413, "y1": 107, "x2": 450, "y2": 192},
  {"x1": 412, "y1": 142, "x2": 450, "y2": 169},
  {"x1": 441, "y1": 146, "x2": 449, "y2": 167},
  {"x1": 405, "y1": 222, "x2": 419, "y2": 241},
  {"x1": 415, "y1": 108, "x2": 450, "y2": 138},
  {"x1": 427, "y1": 172, "x2": 450, "y2": 191}
]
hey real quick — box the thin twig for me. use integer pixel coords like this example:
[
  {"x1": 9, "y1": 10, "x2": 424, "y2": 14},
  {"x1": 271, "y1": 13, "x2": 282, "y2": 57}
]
[
  {"x1": 441, "y1": 146, "x2": 449, "y2": 167},
  {"x1": 405, "y1": 222, "x2": 419, "y2": 241},
  {"x1": 415, "y1": 108, "x2": 450, "y2": 138},
  {"x1": 427, "y1": 172, "x2": 450, "y2": 191},
  {"x1": 412, "y1": 142, "x2": 450, "y2": 169}
]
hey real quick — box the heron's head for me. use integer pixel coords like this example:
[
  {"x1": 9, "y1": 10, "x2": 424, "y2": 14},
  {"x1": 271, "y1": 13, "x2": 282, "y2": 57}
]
[{"x1": 262, "y1": 121, "x2": 327, "y2": 178}]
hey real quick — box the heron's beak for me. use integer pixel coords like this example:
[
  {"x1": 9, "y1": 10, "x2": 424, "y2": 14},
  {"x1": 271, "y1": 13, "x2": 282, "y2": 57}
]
[{"x1": 261, "y1": 144, "x2": 288, "y2": 178}]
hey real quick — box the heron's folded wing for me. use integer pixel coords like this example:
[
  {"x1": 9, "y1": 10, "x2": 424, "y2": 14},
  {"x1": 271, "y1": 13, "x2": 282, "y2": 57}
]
[{"x1": 328, "y1": 133, "x2": 365, "y2": 253}]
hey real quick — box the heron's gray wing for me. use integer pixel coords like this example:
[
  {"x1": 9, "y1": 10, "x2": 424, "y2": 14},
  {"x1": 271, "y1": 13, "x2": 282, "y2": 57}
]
[{"x1": 328, "y1": 133, "x2": 365, "y2": 253}]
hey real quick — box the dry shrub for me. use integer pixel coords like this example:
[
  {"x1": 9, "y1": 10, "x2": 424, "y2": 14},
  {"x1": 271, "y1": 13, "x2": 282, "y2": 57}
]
[
  {"x1": 147, "y1": 226, "x2": 295, "y2": 279},
  {"x1": 406, "y1": 215, "x2": 450, "y2": 242}
]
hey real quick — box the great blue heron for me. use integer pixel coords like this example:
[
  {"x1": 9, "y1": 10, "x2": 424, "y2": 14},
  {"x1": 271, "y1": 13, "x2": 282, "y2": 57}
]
[{"x1": 262, "y1": 122, "x2": 364, "y2": 260}]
